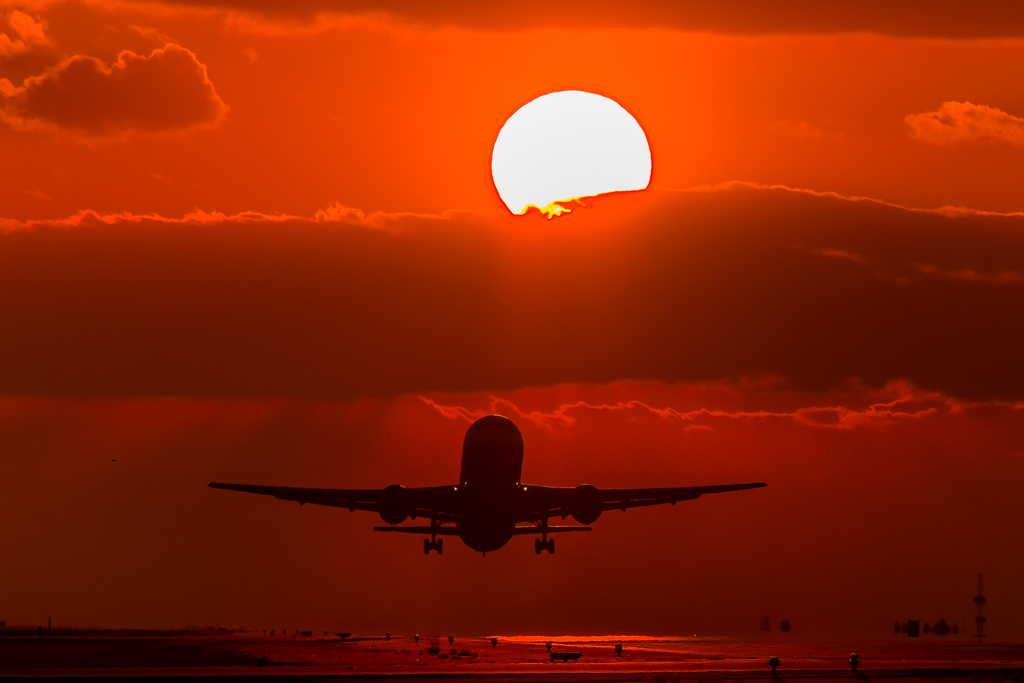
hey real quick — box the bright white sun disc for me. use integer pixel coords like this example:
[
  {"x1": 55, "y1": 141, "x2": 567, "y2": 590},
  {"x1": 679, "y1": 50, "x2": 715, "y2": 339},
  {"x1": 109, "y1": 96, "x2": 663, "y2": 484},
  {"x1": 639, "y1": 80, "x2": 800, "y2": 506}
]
[{"x1": 491, "y1": 90, "x2": 651, "y2": 216}]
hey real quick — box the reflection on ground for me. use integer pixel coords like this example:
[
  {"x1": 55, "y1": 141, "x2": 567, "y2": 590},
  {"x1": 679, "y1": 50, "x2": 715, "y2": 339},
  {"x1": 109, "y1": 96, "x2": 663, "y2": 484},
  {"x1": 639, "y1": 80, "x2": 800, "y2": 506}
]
[{"x1": 1, "y1": 628, "x2": 1021, "y2": 679}]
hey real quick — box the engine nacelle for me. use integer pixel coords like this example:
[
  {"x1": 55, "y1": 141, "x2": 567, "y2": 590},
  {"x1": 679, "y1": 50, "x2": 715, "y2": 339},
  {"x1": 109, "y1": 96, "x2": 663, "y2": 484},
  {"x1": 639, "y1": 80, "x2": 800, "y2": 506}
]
[
  {"x1": 378, "y1": 484, "x2": 410, "y2": 525},
  {"x1": 570, "y1": 484, "x2": 602, "y2": 525}
]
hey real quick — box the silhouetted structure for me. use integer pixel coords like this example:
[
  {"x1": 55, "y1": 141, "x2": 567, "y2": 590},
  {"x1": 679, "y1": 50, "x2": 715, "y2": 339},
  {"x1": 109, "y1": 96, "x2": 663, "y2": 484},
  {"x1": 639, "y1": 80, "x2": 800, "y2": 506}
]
[
  {"x1": 448, "y1": 635, "x2": 454, "y2": 645},
  {"x1": 551, "y1": 651, "x2": 583, "y2": 663},
  {"x1": 209, "y1": 415, "x2": 766, "y2": 554},
  {"x1": 850, "y1": 653, "x2": 868, "y2": 680},
  {"x1": 615, "y1": 642, "x2": 623, "y2": 657},
  {"x1": 768, "y1": 655, "x2": 781, "y2": 679},
  {"x1": 780, "y1": 620, "x2": 790, "y2": 632},
  {"x1": 907, "y1": 620, "x2": 919, "y2": 637},
  {"x1": 490, "y1": 637, "x2": 498, "y2": 647},
  {"x1": 975, "y1": 574, "x2": 987, "y2": 638}
]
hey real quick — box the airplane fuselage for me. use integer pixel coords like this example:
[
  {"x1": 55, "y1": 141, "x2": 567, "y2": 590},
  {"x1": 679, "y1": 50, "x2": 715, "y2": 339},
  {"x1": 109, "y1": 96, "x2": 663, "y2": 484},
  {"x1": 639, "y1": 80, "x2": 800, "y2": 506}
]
[{"x1": 452, "y1": 415, "x2": 525, "y2": 552}]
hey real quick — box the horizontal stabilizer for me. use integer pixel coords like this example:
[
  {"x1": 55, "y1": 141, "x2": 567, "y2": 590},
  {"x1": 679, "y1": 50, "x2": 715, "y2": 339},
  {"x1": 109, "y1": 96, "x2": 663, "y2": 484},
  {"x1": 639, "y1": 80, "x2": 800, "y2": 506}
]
[
  {"x1": 372, "y1": 526, "x2": 461, "y2": 535},
  {"x1": 510, "y1": 525, "x2": 591, "y2": 535}
]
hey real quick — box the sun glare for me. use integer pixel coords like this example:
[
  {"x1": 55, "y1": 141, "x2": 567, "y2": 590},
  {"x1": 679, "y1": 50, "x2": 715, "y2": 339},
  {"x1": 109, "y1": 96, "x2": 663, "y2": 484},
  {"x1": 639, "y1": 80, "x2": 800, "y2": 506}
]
[{"x1": 491, "y1": 91, "x2": 652, "y2": 218}]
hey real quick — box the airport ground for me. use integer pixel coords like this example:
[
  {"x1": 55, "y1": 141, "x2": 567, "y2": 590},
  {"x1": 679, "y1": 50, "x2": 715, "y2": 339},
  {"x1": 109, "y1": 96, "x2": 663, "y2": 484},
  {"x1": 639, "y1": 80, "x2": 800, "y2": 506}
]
[{"x1": 0, "y1": 628, "x2": 1021, "y2": 681}]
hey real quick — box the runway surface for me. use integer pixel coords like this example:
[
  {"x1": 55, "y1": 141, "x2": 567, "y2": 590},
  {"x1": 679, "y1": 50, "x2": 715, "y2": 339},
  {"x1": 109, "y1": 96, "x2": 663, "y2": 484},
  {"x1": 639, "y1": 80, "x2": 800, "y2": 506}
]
[{"x1": 1, "y1": 628, "x2": 1021, "y2": 680}]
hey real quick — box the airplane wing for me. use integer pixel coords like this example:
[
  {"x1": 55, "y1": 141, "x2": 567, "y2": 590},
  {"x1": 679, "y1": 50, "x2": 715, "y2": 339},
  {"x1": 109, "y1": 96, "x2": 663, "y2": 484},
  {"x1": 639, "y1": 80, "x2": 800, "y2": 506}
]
[
  {"x1": 207, "y1": 482, "x2": 458, "y2": 522},
  {"x1": 516, "y1": 482, "x2": 766, "y2": 524}
]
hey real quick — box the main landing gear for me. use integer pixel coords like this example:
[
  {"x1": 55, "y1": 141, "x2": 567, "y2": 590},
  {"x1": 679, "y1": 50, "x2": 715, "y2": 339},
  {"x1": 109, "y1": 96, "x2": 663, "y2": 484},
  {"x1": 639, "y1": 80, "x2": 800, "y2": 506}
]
[
  {"x1": 534, "y1": 517, "x2": 555, "y2": 554},
  {"x1": 423, "y1": 518, "x2": 443, "y2": 555}
]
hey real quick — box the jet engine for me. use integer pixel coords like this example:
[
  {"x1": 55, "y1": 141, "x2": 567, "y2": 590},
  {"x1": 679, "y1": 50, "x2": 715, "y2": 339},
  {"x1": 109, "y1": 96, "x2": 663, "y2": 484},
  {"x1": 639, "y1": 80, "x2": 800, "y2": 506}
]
[
  {"x1": 378, "y1": 484, "x2": 411, "y2": 525},
  {"x1": 570, "y1": 484, "x2": 602, "y2": 525}
]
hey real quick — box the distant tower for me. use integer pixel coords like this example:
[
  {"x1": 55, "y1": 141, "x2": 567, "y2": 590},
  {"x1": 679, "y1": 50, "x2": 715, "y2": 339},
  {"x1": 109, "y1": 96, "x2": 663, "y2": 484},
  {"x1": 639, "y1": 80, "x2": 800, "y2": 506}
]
[{"x1": 974, "y1": 574, "x2": 987, "y2": 639}]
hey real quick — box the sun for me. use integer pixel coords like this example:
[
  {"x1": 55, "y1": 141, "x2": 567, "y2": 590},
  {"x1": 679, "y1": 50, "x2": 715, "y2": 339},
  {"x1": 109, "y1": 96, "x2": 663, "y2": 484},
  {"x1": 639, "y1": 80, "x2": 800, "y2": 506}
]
[{"x1": 491, "y1": 90, "x2": 652, "y2": 218}]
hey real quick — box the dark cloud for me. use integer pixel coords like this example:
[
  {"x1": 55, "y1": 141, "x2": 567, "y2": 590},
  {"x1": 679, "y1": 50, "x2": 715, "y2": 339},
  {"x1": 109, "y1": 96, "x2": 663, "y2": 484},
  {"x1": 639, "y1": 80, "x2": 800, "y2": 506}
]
[
  {"x1": 0, "y1": 183, "x2": 1022, "y2": 401},
  {"x1": 132, "y1": 0, "x2": 1024, "y2": 39},
  {"x1": 0, "y1": 43, "x2": 227, "y2": 137}
]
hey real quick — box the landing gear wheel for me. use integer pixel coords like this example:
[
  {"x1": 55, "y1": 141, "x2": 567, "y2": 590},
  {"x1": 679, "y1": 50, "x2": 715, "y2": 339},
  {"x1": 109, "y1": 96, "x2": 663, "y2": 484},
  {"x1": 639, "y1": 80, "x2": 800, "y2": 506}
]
[
  {"x1": 436, "y1": 539, "x2": 443, "y2": 555},
  {"x1": 535, "y1": 538, "x2": 542, "y2": 555},
  {"x1": 548, "y1": 538, "x2": 555, "y2": 554},
  {"x1": 424, "y1": 538, "x2": 431, "y2": 555}
]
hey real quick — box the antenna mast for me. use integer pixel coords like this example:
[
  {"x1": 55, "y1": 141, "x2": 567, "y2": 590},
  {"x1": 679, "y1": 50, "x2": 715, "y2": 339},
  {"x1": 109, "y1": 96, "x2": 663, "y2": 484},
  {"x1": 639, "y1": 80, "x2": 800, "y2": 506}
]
[{"x1": 974, "y1": 574, "x2": 986, "y2": 639}]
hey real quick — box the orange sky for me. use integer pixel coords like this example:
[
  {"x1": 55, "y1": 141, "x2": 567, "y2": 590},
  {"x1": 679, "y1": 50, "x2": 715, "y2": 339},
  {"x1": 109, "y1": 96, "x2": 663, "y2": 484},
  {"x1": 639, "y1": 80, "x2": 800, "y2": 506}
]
[{"x1": 1, "y1": 1, "x2": 1023, "y2": 637}]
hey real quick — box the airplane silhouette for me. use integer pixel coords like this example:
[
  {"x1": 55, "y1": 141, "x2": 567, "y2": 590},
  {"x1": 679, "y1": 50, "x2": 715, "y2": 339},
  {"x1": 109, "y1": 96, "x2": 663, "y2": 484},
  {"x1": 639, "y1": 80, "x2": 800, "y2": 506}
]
[{"x1": 209, "y1": 414, "x2": 766, "y2": 555}]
